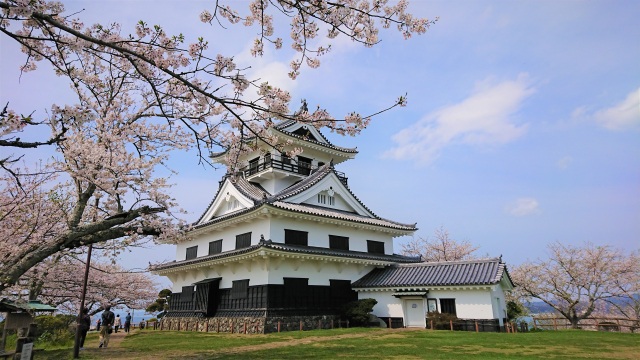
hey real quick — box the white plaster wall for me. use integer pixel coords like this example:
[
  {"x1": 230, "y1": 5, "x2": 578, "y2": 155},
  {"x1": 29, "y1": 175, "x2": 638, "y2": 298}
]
[
  {"x1": 491, "y1": 285, "x2": 508, "y2": 320},
  {"x1": 427, "y1": 289, "x2": 495, "y2": 319},
  {"x1": 357, "y1": 290, "x2": 404, "y2": 318},
  {"x1": 168, "y1": 258, "x2": 373, "y2": 292},
  {"x1": 266, "y1": 261, "x2": 374, "y2": 285},
  {"x1": 356, "y1": 288, "x2": 503, "y2": 321},
  {"x1": 169, "y1": 258, "x2": 270, "y2": 291},
  {"x1": 175, "y1": 218, "x2": 271, "y2": 260},
  {"x1": 268, "y1": 217, "x2": 395, "y2": 254}
]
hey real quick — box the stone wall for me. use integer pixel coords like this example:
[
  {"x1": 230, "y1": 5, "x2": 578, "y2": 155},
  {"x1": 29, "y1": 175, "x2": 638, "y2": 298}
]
[{"x1": 158, "y1": 315, "x2": 344, "y2": 334}]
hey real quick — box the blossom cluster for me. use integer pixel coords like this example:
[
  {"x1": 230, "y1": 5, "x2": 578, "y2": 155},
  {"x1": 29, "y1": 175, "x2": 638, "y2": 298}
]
[{"x1": 0, "y1": 0, "x2": 431, "y2": 292}]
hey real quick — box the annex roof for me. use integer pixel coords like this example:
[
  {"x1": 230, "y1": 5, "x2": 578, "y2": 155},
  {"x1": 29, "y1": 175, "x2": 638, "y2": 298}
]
[
  {"x1": 352, "y1": 258, "x2": 514, "y2": 289},
  {"x1": 152, "y1": 239, "x2": 421, "y2": 273}
]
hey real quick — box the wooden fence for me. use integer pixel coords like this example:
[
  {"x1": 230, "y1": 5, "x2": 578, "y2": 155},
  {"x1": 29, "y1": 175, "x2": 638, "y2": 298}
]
[{"x1": 532, "y1": 317, "x2": 639, "y2": 333}]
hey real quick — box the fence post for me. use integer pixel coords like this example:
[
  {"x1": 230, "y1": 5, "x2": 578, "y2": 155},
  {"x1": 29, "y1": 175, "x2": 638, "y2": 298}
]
[
  {"x1": 278, "y1": 321, "x2": 281, "y2": 333},
  {"x1": 475, "y1": 321, "x2": 479, "y2": 333},
  {"x1": 331, "y1": 319, "x2": 334, "y2": 329},
  {"x1": 430, "y1": 320, "x2": 433, "y2": 330},
  {"x1": 319, "y1": 319, "x2": 322, "y2": 330},
  {"x1": 553, "y1": 318, "x2": 557, "y2": 331},
  {"x1": 300, "y1": 320, "x2": 303, "y2": 331},
  {"x1": 449, "y1": 319, "x2": 453, "y2": 331},
  {"x1": 347, "y1": 320, "x2": 349, "y2": 328},
  {"x1": 160, "y1": 320, "x2": 164, "y2": 331},
  {"x1": 244, "y1": 320, "x2": 247, "y2": 334},
  {"x1": 595, "y1": 319, "x2": 599, "y2": 331},
  {"x1": 616, "y1": 319, "x2": 621, "y2": 332},
  {"x1": 532, "y1": 318, "x2": 537, "y2": 331}
]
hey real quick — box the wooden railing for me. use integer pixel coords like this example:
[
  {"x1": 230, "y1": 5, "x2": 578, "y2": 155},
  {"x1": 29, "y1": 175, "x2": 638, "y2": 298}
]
[{"x1": 532, "y1": 316, "x2": 639, "y2": 333}]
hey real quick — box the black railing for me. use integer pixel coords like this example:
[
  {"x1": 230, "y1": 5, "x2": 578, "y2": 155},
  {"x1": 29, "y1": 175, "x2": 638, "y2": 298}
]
[
  {"x1": 239, "y1": 158, "x2": 348, "y2": 186},
  {"x1": 242, "y1": 158, "x2": 310, "y2": 177}
]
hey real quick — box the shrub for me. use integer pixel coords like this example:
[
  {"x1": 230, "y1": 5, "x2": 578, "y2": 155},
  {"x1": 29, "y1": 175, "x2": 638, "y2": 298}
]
[
  {"x1": 427, "y1": 311, "x2": 458, "y2": 330},
  {"x1": 341, "y1": 298, "x2": 378, "y2": 326},
  {"x1": 33, "y1": 314, "x2": 76, "y2": 347}
]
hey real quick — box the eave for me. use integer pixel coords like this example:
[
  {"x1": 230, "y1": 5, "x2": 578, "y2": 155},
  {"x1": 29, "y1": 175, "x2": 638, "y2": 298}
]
[
  {"x1": 353, "y1": 284, "x2": 499, "y2": 292},
  {"x1": 153, "y1": 246, "x2": 402, "y2": 276},
  {"x1": 191, "y1": 203, "x2": 416, "y2": 237}
]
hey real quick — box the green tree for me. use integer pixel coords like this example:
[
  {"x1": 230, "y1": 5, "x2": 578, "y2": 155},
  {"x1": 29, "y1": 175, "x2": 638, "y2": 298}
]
[
  {"x1": 341, "y1": 298, "x2": 377, "y2": 326},
  {"x1": 146, "y1": 289, "x2": 172, "y2": 318}
]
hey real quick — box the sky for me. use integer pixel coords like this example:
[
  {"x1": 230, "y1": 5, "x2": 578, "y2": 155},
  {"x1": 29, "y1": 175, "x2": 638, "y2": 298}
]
[{"x1": 1, "y1": 0, "x2": 639, "y2": 287}]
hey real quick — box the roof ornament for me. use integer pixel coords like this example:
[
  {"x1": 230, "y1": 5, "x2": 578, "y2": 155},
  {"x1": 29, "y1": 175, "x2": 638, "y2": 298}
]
[
  {"x1": 225, "y1": 192, "x2": 231, "y2": 202},
  {"x1": 329, "y1": 158, "x2": 334, "y2": 168},
  {"x1": 259, "y1": 234, "x2": 266, "y2": 244},
  {"x1": 293, "y1": 99, "x2": 308, "y2": 117},
  {"x1": 327, "y1": 186, "x2": 335, "y2": 197}
]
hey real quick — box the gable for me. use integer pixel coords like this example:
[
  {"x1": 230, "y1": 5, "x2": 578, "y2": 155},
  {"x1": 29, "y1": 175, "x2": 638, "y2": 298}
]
[
  {"x1": 196, "y1": 180, "x2": 255, "y2": 225},
  {"x1": 276, "y1": 122, "x2": 328, "y2": 145},
  {"x1": 284, "y1": 172, "x2": 375, "y2": 217}
]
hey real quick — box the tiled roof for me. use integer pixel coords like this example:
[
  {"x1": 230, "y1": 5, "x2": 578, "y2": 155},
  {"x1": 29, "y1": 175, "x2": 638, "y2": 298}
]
[
  {"x1": 271, "y1": 202, "x2": 416, "y2": 231},
  {"x1": 271, "y1": 126, "x2": 358, "y2": 154},
  {"x1": 352, "y1": 258, "x2": 513, "y2": 288},
  {"x1": 193, "y1": 163, "x2": 417, "y2": 232},
  {"x1": 209, "y1": 120, "x2": 357, "y2": 160},
  {"x1": 152, "y1": 240, "x2": 421, "y2": 271}
]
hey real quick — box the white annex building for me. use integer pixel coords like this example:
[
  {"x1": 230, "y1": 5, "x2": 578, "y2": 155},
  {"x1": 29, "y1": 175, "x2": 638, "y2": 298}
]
[{"x1": 153, "y1": 120, "x2": 514, "y2": 333}]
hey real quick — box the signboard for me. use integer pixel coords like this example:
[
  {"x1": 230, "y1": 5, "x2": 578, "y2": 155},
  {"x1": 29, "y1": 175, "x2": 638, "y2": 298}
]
[
  {"x1": 20, "y1": 342, "x2": 33, "y2": 360},
  {"x1": 5, "y1": 313, "x2": 33, "y2": 330}
]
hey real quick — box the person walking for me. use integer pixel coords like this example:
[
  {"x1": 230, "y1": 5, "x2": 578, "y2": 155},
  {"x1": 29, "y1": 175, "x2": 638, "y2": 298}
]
[
  {"x1": 114, "y1": 314, "x2": 122, "y2": 333},
  {"x1": 99, "y1": 305, "x2": 115, "y2": 348},
  {"x1": 77, "y1": 308, "x2": 91, "y2": 350},
  {"x1": 124, "y1": 312, "x2": 132, "y2": 333}
]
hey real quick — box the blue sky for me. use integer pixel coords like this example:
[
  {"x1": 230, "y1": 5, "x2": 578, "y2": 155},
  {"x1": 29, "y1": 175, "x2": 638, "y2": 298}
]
[{"x1": 1, "y1": 0, "x2": 638, "y2": 279}]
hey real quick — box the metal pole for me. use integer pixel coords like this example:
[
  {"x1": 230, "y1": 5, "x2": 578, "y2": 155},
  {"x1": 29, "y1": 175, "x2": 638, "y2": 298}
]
[{"x1": 73, "y1": 243, "x2": 93, "y2": 359}]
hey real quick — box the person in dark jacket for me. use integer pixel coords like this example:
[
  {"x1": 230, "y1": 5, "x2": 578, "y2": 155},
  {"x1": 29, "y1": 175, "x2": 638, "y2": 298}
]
[
  {"x1": 99, "y1": 305, "x2": 115, "y2": 348},
  {"x1": 77, "y1": 308, "x2": 91, "y2": 349},
  {"x1": 124, "y1": 312, "x2": 132, "y2": 333}
]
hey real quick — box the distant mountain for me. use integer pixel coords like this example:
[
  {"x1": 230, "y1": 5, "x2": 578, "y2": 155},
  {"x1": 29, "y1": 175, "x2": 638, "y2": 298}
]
[{"x1": 526, "y1": 301, "x2": 555, "y2": 314}]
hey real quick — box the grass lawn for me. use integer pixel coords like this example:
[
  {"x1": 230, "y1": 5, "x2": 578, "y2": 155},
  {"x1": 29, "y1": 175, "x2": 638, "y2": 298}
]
[{"x1": 35, "y1": 328, "x2": 640, "y2": 359}]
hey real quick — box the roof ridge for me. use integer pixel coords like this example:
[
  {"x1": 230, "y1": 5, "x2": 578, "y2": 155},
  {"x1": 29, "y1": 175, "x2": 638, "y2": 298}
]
[{"x1": 398, "y1": 257, "x2": 502, "y2": 267}]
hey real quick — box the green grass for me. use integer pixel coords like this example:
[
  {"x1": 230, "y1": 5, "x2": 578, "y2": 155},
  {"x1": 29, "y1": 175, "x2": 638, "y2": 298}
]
[{"x1": 32, "y1": 328, "x2": 640, "y2": 360}]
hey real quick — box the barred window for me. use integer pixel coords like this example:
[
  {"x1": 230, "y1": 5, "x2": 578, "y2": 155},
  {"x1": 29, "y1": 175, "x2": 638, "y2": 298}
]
[
  {"x1": 231, "y1": 280, "x2": 249, "y2": 300},
  {"x1": 367, "y1": 240, "x2": 385, "y2": 254},
  {"x1": 185, "y1": 246, "x2": 198, "y2": 260},
  {"x1": 329, "y1": 235, "x2": 349, "y2": 250},
  {"x1": 440, "y1": 298, "x2": 457, "y2": 315},
  {"x1": 285, "y1": 229, "x2": 308, "y2": 246},
  {"x1": 208, "y1": 240, "x2": 222, "y2": 255},
  {"x1": 236, "y1": 232, "x2": 251, "y2": 249}
]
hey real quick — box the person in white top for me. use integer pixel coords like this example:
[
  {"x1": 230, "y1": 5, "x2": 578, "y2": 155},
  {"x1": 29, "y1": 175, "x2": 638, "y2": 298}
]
[{"x1": 114, "y1": 314, "x2": 122, "y2": 333}]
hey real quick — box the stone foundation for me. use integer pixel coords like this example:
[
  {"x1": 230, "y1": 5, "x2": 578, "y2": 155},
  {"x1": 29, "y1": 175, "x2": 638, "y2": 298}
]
[{"x1": 159, "y1": 315, "x2": 343, "y2": 334}]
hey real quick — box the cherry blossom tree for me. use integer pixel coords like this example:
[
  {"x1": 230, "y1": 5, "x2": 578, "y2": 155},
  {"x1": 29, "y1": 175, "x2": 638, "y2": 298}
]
[
  {"x1": 512, "y1": 242, "x2": 639, "y2": 329},
  {"x1": 401, "y1": 226, "x2": 479, "y2": 262},
  {"x1": 0, "y1": 1, "x2": 435, "y2": 293},
  {"x1": 2, "y1": 255, "x2": 158, "y2": 315}
]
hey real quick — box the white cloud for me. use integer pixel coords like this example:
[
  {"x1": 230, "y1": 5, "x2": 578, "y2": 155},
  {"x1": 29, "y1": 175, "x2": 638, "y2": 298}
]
[
  {"x1": 383, "y1": 74, "x2": 534, "y2": 165},
  {"x1": 506, "y1": 197, "x2": 540, "y2": 217},
  {"x1": 557, "y1": 156, "x2": 572, "y2": 170},
  {"x1": 593, "y1": 88, "x2": 640, "y2": 131}
]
